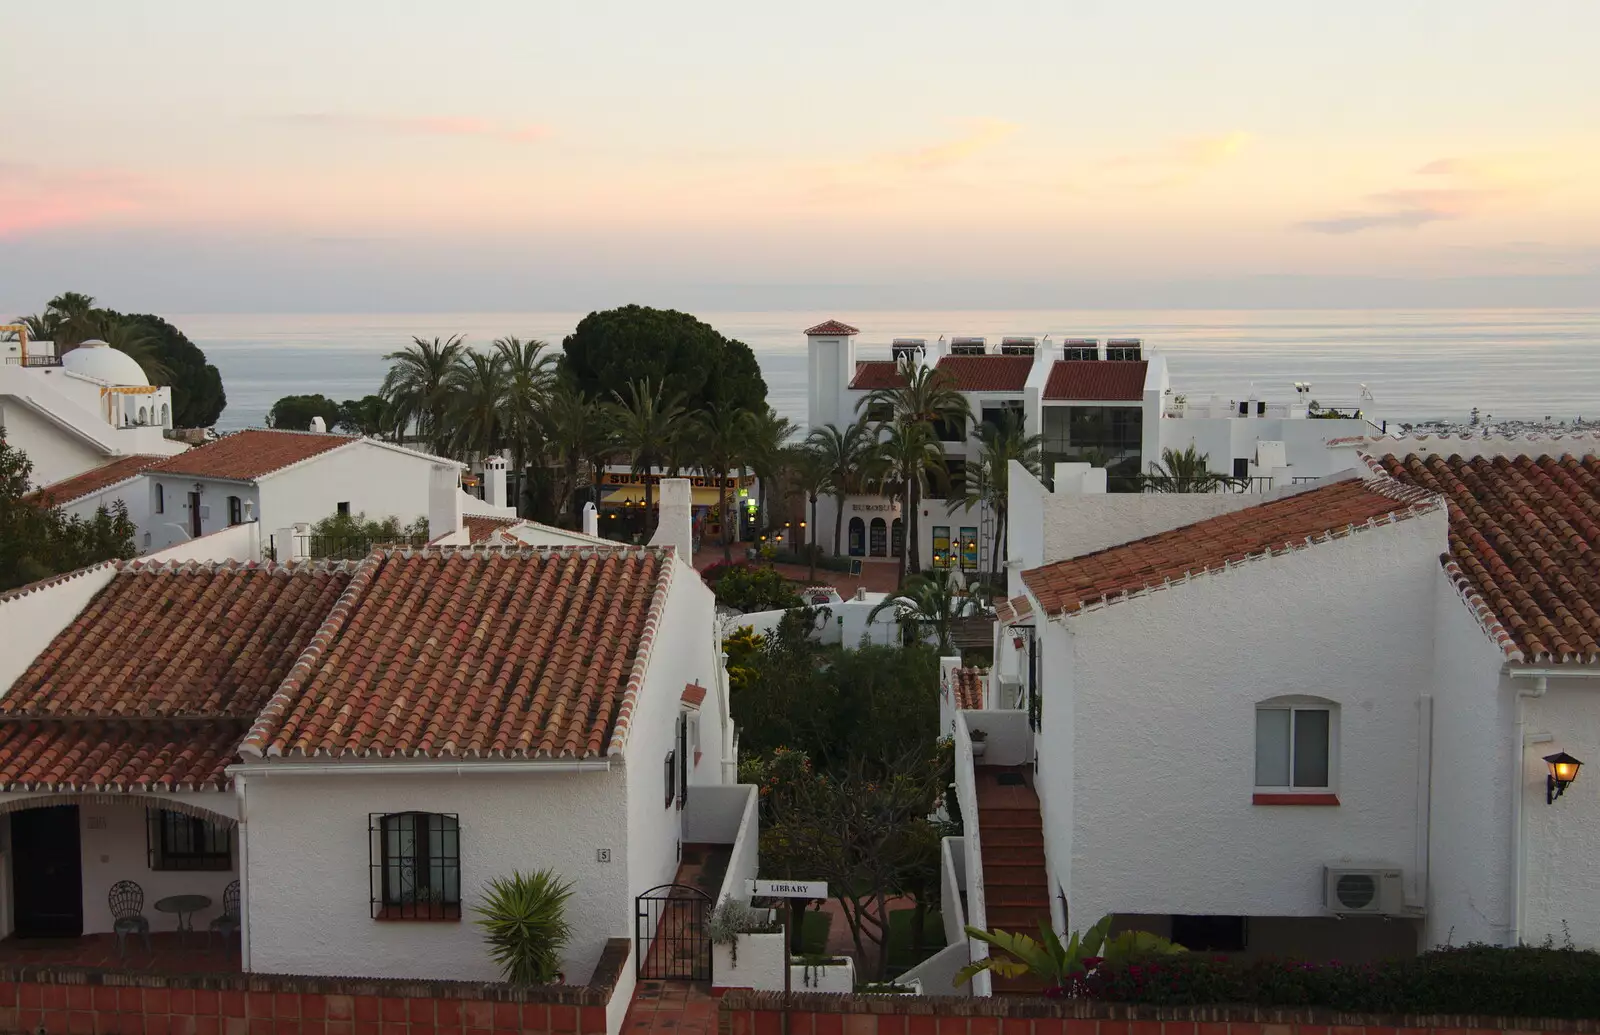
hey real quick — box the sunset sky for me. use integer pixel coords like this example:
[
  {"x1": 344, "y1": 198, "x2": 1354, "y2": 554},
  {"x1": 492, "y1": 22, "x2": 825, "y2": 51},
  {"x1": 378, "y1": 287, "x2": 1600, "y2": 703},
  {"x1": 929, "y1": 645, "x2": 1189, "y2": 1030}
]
[{"x1": 3, "y1": 0, "x2": 1598, "y2": 311}]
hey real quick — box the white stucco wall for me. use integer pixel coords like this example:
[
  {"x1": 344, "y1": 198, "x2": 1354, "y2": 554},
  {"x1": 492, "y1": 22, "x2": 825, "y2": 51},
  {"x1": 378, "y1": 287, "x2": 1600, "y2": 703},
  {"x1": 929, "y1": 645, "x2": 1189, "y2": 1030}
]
[
  {"x1": 242, "y1": 767, "x2": 628, "y2": 983},
  {"x1": 57, "y1": 479, "x2": 154, "y2": 551},
  {"x1": 144, "y1": 521, "x2": 263, "y2": 563},
  {"x1": 0, "y1": 399, "x2": 108, "y2": 487},
  {"x1": 1519, "y1": 674, "x2": 1600, "y2": 948},
  {"x1": 1049, "y1": 510, "x2": 1443, "y2": 927},
  {"x1": 144, "y1": 474, "x2": 261, "y2": 549},
  {"x1": 0, "y1": 564, "x2": 118, "y2": 695},
  {"x1": 1424, "y1": 575, "x2": 1515, "y2": 948}
]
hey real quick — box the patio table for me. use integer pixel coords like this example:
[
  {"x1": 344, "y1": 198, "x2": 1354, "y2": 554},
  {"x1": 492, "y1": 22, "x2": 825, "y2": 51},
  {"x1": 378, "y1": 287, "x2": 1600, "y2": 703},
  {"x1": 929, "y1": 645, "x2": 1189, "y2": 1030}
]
[{"x1": 154, "y1": 894, "x2": 212, "y2": 947}]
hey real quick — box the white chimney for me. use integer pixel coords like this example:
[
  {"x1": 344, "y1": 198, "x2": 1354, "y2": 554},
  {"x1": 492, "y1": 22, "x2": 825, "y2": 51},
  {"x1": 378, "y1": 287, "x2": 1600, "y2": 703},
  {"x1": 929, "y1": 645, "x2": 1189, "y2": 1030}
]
[
  {"x1": 648, "y1": 478, "x2": 694, "y2": 561},
  {"x1": 484, "y1": 455, "x2": 508, "y2": 509},
  {"x1": 428, "y1": 464, "x2": 464, "y2": 542},
  {"x1": 310, "y1": 416, "x2": 327, "y2": 433},
  {"x1": 582, "y1": 501, "x2": 599, "y2": 537}
]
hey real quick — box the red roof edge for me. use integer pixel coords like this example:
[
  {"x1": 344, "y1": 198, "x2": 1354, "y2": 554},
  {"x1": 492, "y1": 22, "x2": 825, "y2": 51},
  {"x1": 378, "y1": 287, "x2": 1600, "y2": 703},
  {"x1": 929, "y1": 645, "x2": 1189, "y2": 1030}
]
[{"x1": 805, "y1": 319, "x2": 861, "y2": 336}]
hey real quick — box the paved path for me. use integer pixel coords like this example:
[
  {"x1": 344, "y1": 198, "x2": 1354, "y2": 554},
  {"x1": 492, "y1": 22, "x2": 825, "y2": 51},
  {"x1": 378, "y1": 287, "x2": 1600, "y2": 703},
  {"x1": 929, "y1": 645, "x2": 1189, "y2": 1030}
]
[
  {"x1": 690, "y1": 545, "x2": 903, "y2": 595},
  {"x1": 623, "y1": 979, "x2": 717, "y2": 1035}
]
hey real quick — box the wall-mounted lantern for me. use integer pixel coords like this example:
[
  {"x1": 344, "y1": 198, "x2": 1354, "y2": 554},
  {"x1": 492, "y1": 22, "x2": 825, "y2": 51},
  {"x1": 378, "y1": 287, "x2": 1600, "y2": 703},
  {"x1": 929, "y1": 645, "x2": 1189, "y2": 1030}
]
[{"x1": 1545, "y1": 751, "x2": 1583, "y2": 804}]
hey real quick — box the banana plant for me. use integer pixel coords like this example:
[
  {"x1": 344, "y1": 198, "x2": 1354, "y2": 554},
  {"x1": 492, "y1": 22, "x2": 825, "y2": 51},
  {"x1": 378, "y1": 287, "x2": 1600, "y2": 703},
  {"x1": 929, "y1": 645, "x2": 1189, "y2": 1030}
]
[{"x1": 954, "y1": 914, "x2": 1182, "y2": 990}]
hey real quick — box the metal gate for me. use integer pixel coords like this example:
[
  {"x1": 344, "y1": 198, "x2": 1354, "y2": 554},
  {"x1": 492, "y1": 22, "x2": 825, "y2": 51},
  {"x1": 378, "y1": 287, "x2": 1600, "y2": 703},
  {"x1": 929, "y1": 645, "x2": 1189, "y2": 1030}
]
[{"x1": 635, "y1": 884, "x2": 712, "y2": 980}]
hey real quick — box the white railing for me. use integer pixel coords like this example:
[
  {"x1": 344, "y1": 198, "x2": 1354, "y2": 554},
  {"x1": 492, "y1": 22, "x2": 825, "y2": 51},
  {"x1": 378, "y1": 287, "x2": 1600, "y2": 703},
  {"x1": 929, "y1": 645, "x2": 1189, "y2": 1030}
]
[{"x1": 952, "y1": 717, "x2": 992, "y2": 997}]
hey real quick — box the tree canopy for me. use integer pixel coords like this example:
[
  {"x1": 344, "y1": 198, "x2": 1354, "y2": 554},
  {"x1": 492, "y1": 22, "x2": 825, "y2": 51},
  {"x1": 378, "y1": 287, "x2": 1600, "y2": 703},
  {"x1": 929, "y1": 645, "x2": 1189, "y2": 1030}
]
[
  {"x1": 266, "y1": 393, "x2": 342, "y2": 431},
  {"x1": 562, "y1": 305, "x2": 767, "y2": 413},
  {"x1": 0, "y1": 431, "x2": 138, "y2": 590}
]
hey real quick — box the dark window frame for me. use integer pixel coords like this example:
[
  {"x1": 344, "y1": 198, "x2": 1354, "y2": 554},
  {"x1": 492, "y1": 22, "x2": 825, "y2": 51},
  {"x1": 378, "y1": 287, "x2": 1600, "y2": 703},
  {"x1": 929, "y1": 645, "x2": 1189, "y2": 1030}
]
[
  {"x1": 147, "y1": 809, "x2": 232, "y2": 872},
  {"x1": 370, "y1": 812, "x2": 461, "y2": 920},
  {"x1": 227, "y1": 495, "x2": 243, "y2": 526},
  {"x1": 337, "y1": 501, "x2": 352, "y2": 517},
  {"x1": 155, "y1": 483, "x2": 164, "y2": 514},
  {"x1": 665, "y1": 750, "x2": 677, "y2": 808}
]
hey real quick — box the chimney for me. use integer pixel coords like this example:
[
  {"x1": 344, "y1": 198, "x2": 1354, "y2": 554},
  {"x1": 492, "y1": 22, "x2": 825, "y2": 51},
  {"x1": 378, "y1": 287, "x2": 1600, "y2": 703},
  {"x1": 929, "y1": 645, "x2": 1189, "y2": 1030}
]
[
  {"x1": 483, "y1": 455, "x2": 508, "y2": 509},
  {"x1": 582, "y1": 501, "x2": 599, "y2": 537},
  {"x1": 310, "y1": 416, "x2": 327, "y2": 433},
  {"x1": 648, "y1": 478, "x2": 694, "y2": 561},
  {"x1": 428, "y1": 464, "x2": 463, "y2": 542}
]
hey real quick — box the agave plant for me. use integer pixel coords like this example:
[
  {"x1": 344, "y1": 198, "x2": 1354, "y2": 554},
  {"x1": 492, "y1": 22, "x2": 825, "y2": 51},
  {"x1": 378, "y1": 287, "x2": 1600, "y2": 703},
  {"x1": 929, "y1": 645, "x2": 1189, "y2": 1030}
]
[
  {"x1": 954, "y1": 913, "x2": 1183, "y2": 992},
  {"x1": 474, "y1": 869, "x2": 576, "y2": 985}
]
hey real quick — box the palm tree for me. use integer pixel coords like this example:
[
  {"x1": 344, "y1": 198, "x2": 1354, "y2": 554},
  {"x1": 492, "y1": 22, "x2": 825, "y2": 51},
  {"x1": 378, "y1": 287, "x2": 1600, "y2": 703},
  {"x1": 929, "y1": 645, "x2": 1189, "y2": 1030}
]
[
  {"x1": 859, "y1": 357, "x2": 972, "y2": 434},
  {"x1": 739, "y1": 406, "x2": 797, "y2": 534},
  {"x1": 694, "y1": 402, "x2": 747, "y2": 562},
  {"x1": 381, "y1": 334, "x2": 466, "y2": 452},
  {"x1": 868, "y1": 421, "x2": 947, "y2": 584},
  {"x1": 44, "y1": 292, "x2": 99, "y2": 351},
  {"x1": 92, "y1": 317, "x2": 171, "y2": 385},
  {"x1": 447, "y1": 349, "x2": 507, "y2": 462},
  {"x1": 607, "y1": 379, "x2": 688, "y2": 539},
  {"x1": 1142, "y1": 445, "x2": 1236, "y2": 493},
  {"x1": 541, "y1": 382, "x2": 610, "y2": 526},
  {"x1": 807, "y1": 419, "x2": 875, "y2": 557},
  {"x1": 866, "y1": 567, "x2": 982, "y2": 655},
  {"x1": 953, "y1": 411, "x2": 1043, "y2": 578},
  {"x1": 493, "y1": 337, "x2": 559, "y2": 511},
  {"x1": 785, "y1": 443, "x2": 832, "y2": 582}
]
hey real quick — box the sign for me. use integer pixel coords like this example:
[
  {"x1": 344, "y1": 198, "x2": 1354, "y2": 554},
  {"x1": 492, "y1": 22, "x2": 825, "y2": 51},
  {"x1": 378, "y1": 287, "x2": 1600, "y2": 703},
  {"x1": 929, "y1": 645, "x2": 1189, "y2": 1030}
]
[{"x1": 748, "y1": 879, "x2": 828, "y2": 899}]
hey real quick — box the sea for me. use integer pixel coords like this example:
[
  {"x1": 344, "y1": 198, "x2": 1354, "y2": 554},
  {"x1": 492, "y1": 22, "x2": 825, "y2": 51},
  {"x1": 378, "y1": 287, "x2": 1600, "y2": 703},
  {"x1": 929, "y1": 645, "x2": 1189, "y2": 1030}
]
[{"x1": 172, "y1": 309, "x2": 1600, "y2": 433}]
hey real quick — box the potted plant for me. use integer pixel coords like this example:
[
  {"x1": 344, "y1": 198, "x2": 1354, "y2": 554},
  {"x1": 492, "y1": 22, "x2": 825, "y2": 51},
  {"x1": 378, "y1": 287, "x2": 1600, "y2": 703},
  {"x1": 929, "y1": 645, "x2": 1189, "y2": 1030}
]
[
  {"x1": 970, "y1": 729, "x2": 989, "y2": 758},
  {"x1": 474, "y1": 868, "x2": 575, "y2": 985}
]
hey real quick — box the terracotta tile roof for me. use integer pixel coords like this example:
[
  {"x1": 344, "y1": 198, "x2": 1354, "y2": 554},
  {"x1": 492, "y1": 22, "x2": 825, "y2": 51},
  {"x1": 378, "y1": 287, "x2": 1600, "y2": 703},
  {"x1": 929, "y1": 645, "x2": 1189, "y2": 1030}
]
[
  {"x1": 1022, "y1": 478, "x2": 1438, "y2": 617},
  {"x1": 849, "y1": 361, "x2": 906, "y2": 391},
  {"x1": 805, "y1": 319, "x2": 860, "y2": 336},
  {"x1": 27, "y1": 455, "x2": 162, "y2": 505},
  {"x1": 0, "y1": 720, "x2": 244, "y2": 792},
  {"x1": 464, "y1": 515, "x2": 520, "y2": 542},
  {"x1": 952, "y1": 667, "x2": 986, "y2": 710},
  {"x1": 244, "y1": 546, "x2": 676, "y2": 760},
  {"x1": 681, "y1": 683, "x2": 707, "y2": 708},
  {"x1": 1043, "y1": 360, "x2": 1147, "y2": 401},
  {"x1": 1000, "y1": 595, "x2": 1033, "y2": 623},
  {"x1": 934, "y1": 356, "x2": 1033, "y2": 392},
  {"x1": 147, "y1": 429, "x2": 355, "y2": 482},
  {"x1": 2, "y1": 562, "x2": 354, "y2": 719},
  {"x1": 1379, "y1": 453, "x2": 1600, "y2": 662}
]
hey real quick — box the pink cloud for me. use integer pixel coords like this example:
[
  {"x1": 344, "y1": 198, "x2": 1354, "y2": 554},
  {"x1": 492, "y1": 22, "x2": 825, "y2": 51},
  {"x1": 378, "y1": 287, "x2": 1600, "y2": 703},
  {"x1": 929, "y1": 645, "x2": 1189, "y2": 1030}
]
[
  {"x1": 279, "y1": 113, "x2": 549, "y2": 144},
  {"x1": 0, "y1": 163, "x2": 151, "y2": 237}
]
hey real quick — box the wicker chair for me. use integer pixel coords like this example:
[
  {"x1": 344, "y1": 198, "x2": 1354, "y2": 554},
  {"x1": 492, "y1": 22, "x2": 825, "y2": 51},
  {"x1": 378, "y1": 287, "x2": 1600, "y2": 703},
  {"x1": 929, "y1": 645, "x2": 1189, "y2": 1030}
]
[
  {"x1": 208, "y1": 880, "x2": 241, "y2": 952},
  {"x1": 108, "y1": 880, "x2": 151, "y2": 958}
]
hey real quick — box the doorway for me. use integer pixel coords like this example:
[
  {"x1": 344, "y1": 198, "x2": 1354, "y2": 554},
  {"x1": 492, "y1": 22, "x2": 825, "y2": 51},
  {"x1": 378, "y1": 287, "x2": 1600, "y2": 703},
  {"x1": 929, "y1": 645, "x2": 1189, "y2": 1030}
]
[
  {"x1": 188, "y1": 492, "x2": 202, "y2": 538},
  {"x1": 11, "y1": 806, "x2": 84, "y2": 937}
]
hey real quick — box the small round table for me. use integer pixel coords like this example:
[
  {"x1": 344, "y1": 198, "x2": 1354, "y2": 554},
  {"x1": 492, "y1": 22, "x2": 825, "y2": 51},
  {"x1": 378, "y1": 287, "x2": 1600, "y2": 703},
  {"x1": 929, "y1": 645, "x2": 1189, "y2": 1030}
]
[{"x1": 154, "y1": 894, "x2": 212, "y2": 947}]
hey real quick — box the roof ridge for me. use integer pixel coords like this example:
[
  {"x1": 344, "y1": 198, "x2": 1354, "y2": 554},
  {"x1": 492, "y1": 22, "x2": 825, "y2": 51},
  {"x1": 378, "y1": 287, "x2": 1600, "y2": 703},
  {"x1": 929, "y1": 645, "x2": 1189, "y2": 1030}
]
[
  {"x1": 239, "y1": 552, "x2": 387, "y2": 757},
  {"x1": 0, "y1": 559, "x2": 119, "y2": 604}
]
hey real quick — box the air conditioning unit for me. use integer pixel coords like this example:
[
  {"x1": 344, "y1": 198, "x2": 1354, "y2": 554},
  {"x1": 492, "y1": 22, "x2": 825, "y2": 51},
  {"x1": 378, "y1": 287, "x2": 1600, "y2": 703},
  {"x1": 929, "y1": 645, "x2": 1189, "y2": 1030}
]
[{"x1": 1323, "y1": 866, "x2": 1404, "y2": 915}]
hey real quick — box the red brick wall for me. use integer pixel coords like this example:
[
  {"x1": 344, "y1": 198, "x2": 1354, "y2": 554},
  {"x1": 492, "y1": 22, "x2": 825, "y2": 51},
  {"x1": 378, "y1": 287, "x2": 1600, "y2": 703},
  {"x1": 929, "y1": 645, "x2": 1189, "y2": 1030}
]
[{"x1": 726, "y1": 1016, "x2": 1573, "y2": 1035}]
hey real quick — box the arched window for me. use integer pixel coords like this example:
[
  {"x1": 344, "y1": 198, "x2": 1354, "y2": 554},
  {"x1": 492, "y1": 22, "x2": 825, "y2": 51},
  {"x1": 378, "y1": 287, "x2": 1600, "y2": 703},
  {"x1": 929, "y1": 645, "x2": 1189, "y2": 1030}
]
[
  {"x1": 160, "y1": 403, "x2": 171, "y2": 427},
  {"x1": 137, "y1": 405, "x2": 149, "y2": 425},
  {"x1": 891, "y1": 518, "x2": 904, "y2": 558},
  {"x1": 1255, "y1": 696, "x2": 1338, "y2": 794},
  {"x1": 869, "y1": 518, "x2": 888, "y2": 557},
  {"x1": 848, "y1": 517, "x2": 865, "y2": 556}
]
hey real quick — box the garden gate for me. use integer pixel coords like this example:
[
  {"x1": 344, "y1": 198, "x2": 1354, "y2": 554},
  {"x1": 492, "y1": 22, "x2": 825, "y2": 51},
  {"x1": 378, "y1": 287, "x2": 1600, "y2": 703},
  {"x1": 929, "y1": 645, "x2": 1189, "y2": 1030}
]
[{"x1": 635, "y1": 884, "x2": 712, "y2": 980}]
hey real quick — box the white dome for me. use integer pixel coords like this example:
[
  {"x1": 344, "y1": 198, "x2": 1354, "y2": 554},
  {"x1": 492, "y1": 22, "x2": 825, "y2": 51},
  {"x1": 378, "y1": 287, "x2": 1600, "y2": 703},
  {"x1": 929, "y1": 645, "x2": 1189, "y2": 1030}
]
[{"x1": 62, "y1": 340, "x2": 150, "y2": 386}]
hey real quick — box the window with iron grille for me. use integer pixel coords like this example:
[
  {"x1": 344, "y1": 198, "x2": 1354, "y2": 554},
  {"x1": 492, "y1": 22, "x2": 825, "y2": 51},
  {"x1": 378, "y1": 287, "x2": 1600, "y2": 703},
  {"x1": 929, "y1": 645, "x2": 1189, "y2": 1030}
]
[
  {"x1": 369, "y1": 812, "x2": 461, "y2": 920},
  {"x1": 664, "y1": 750, "x2": 677, "y2": 808},
  {"x1": 147, "y1": 809, "x2": 232, "y2": 871}
]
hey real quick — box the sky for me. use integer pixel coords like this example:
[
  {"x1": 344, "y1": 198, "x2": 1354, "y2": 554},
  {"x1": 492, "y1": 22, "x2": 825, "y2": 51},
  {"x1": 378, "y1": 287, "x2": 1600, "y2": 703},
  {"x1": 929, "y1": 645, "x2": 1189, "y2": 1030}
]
[{"x1": 3, "y1": 0, "x2": 1599, "y2": 312}]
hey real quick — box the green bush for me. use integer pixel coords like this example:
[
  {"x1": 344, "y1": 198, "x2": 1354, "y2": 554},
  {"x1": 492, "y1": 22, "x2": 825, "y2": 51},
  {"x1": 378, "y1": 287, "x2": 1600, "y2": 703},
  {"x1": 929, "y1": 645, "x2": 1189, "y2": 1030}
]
[
  {"x1": 474, "y1": 869, "x2": 575, "y2": 984},
  {"x1": 704, "y1": 561, "x2": 802, "y2": 612},
  {"x1": 1081, "y1": 945, "x2": 1600, "y2": 1019},
  {"x1": 769, "y1": 548, "x2": 855, "y2": 573}
]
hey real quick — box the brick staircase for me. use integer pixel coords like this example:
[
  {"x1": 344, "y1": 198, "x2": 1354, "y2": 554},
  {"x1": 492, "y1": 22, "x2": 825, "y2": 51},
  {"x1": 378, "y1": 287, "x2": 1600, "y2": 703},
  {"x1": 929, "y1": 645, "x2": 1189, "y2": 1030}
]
[{"x1": 974, "y1": 765, "x2": 1052, "y2": 995}]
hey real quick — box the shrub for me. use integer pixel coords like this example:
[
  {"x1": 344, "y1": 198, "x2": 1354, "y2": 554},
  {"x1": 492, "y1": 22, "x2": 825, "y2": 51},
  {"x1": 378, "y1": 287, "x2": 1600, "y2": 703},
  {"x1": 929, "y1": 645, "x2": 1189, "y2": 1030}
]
[
  {"x1": 1080, "y1": 945, "x2": 1600, "y2": 1019},
  {"x1": 770, "y1": 548, "x2": 855, "y2": 573},
  {"x1": 474, "y1": 869, "x2": 575, "y2": 984},
  {"x1": 702, "y1": 561, "x2": 802, "y2": 612}
]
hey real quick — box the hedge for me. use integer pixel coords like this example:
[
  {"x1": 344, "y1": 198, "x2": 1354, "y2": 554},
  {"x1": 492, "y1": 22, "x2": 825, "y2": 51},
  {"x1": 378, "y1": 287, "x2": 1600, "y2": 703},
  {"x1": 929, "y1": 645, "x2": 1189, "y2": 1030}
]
[
  {"x1": 769, "y1": 548, "x2": 856, "y2": 574},
  {"x1": 1080, "y1": 945, "x2": 1600, "y2": 1020}
]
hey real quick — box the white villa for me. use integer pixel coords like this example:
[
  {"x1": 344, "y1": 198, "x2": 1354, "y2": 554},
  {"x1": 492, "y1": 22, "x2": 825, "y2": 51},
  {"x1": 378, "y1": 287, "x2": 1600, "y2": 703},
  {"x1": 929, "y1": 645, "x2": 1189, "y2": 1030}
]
[
  {"x1": 1, "y1": 333, "x2": 185, "y2": 487},
  {"x1": 940, "y1": 437, "x2": 1600, "y2": 992},
  {"x1": 803, "y1": 319, "x2": 1378, "y2": 572}
]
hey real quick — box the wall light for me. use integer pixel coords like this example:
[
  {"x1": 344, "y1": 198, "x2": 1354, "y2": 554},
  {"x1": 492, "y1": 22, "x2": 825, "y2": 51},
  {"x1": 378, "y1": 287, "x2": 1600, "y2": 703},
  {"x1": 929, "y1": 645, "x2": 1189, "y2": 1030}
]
[{"x1": 1546, "y1": 751, "x2": 1583, "y2": 804}]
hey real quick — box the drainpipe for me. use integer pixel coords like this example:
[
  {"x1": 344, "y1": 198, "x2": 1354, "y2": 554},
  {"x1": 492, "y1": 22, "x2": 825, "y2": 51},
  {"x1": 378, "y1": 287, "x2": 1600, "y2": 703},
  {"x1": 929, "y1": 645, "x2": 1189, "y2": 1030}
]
[
  {"x1": 234, "y1": 772, "x2": 251, "y2": 972},
  {"x1": 1509, "y1": 674, "x2": 1548, "y2": 945}
]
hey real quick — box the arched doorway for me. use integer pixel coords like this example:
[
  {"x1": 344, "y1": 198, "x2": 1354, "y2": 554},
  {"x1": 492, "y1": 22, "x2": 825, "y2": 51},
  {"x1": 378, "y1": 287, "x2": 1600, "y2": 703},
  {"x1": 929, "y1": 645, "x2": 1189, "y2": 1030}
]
[
  {"x1": 891, "y1": 518, "x2": 905, "y2": 558},
  {"x1": 635, "y1": 883, "x2": 711, "y2": 979},
  {"x1": 869, "y1": 518, "x2": 887, "y2": 557},
  {"x1": 10, "y1": 804, "x2": 83, "y2": 936},
  {"x1": 848, "y1": 517, "x2": 865, "y2": 556}
]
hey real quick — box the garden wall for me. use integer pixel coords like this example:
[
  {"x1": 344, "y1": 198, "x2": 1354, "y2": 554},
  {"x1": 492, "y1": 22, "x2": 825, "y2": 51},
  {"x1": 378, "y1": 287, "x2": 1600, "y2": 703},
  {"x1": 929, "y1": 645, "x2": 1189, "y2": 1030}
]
[
  {"x1": 0, "y1": 939, "x2": 630, "y2": 1035},
  {"x1": 717, "y1": 990, "x2": 1600, "y2": 1035}
]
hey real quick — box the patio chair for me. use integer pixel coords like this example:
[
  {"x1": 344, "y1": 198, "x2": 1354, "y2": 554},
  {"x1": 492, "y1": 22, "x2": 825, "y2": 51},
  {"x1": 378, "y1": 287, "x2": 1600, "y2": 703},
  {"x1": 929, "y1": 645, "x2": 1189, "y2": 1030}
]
[
  {"x1": 209, "y1": 880, "x2": 241, "y2": 952},
  {"x1": 108, "y1": 880, "x2": 152, "y2": 959}
]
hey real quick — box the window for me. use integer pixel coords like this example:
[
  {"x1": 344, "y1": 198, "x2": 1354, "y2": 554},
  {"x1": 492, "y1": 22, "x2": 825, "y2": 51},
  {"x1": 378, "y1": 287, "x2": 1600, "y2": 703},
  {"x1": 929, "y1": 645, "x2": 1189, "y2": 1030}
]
[
  {"x1": 1255, "y1": 705, "x2": 1332, "y2": 789},
  {"x1": 934, "y1": 416, "x2": 967, "y2": 443},
  {"x1": 147, "y1": 809, "x2": 232, "y2": 871},
  {"x1": 848, "y1": 517, "x2": 866, "y2": 556},
  {"x1": 1062, "y1": 342, "x2": 1099, "y2": 362},
  {"x1": 227, "y1": 495, "x2": 243, "y2": 526},
  {"x1": 155, "y1": 483, "x2": 164, "y2": 514},
  {"x1": 1232, "y1": 458, "x2": 1250, "y2": 481},
  {"x1": 370, "y1": 812, "x2": 460, "y2": 919},
  {"x1": 664, "y1": 750, "x2": 677, "y2": 808},
  {"x1": 931, "y1": 526, "x2": 951, "y2": 569},
  {"x1": 869, "y1": 518, "x2": 888, "y2": 557},
  {"x1": 940, "y1": 456, "x2": 967, "y2": 500},
  {"x1": 866, "y1": 402, "x2": 892, "y2": 423},
  {"x1": 1106, "y1": 339, "x2": 1143, "y2": 361},
  {"x1": 959, "y1": 526, "x2": 979, "y2": 572},
  {"x1": 337, "y1": 501, "x2": 351, "y2": 517},
  {"x1": 1170, "y1": 915, "x2": 1248, "y2": 952},
  {"x1": 890, "y1": 518, "x2": 904, "y2": 558}
]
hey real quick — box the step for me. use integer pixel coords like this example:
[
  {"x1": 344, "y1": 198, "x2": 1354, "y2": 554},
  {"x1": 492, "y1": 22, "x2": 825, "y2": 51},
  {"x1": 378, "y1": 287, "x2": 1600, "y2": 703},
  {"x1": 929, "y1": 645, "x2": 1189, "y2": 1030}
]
[
  {"x1": 980, "y1": 827, "x2": 1044, "y2": 848},
  {"x1": 985, "y1": 884, "x2": 1050, "y2": 907},
  {"x1": 981, "y1": 847, "x2": 1047, "y2": 865},
  {"x1": 981, "y1": 864, "x2": 1048, "y2": 886},
  {"x1": 983, "y1": 906, "x2": 1052, "y2": 932}
]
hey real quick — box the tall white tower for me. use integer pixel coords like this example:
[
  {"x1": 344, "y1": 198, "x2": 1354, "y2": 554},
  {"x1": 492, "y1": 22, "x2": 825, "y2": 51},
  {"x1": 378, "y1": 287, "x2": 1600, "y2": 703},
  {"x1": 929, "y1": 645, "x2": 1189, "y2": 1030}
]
[{"x1": 804, "y1": 319, "x2": 860, "y2": 431}]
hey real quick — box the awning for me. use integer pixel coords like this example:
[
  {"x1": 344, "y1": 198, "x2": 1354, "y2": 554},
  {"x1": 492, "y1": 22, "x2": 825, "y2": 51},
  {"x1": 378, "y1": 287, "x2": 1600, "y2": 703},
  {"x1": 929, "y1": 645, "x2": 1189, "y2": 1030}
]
[{"x1": 601, "y1": 486, "x2": 737, "y2": 508}]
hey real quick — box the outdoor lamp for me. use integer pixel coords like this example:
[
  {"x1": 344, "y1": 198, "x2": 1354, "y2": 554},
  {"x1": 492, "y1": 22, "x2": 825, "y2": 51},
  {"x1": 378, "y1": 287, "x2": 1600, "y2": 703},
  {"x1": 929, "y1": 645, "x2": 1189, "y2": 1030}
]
[{"x1": 1546, "y1": 752, "x2": 1583, "y2": 804}]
